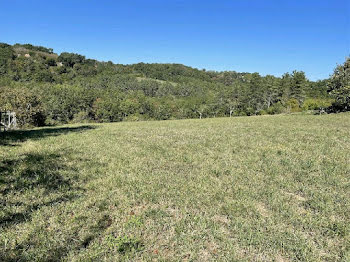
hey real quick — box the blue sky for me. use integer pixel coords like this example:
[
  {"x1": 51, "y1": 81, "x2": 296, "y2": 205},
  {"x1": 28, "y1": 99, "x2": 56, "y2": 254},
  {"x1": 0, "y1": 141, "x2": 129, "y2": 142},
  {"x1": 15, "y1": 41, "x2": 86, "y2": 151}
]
[{"x1": 1, "y1": 0, "x2": 349, "y2": 80}]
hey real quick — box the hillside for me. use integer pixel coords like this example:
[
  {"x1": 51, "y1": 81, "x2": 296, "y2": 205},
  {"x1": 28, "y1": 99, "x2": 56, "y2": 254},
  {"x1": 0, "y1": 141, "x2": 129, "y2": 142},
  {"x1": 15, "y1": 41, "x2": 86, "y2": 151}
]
[
  {"x1": 0, "y1": 43, "x2": 332, "y2": 127},
  {"x1": 1, "y1": 114, "x2": 349, "y2": 261}
]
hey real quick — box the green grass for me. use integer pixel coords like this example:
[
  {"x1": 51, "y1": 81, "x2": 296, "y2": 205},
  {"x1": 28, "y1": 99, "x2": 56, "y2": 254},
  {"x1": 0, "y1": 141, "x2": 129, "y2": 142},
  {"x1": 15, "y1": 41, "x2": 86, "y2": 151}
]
[{"x1": 1, "y1": 113, "x2": 350, "y2": 261}]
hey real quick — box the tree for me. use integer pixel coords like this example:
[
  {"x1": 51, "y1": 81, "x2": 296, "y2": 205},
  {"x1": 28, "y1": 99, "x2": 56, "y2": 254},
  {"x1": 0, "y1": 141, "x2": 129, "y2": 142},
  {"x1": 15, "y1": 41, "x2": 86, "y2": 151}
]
[
  {"x1": 92, "y1": 96, "x2": 121, "y2": 122},
  {"x1": 262, "y1": 75, "x2": 280, "y2": 108},
  {"x1": 0, "y1": 86, "x2": 45, "y2": 126},
  {"x1": 0, "y1": 43, "x2": 15, "y2": 74},
  {"x1": 290, "y1": 71, "x2": 308, "y2": 104},
  {"x1": 46, "y1": 58, "x2": 57, "y2": 66},
  {"x1": 35, "y1": 70, "x2": 54, "y2": 82},
  {"x1": 281, "y1": 73, "x2": 292, "y2": 103},
  {"x1": 196, "y1": 104, "x2": 207, "y2": 119},
  {"x1": 58, "y1": 52, "x2": 85, "y2": 67},
  {"x1": 0, "y1": 42, "x2": 339, "y2": 126},
  {"x1": 328, "y1": 57, "x2": 350, "y2": 111},
  {"x1": 285, "y1": 98, "x2": 301, "y2": 113},
  {"x1": 120, "y1": 98, "x2": 141, "y2": 118},
  {"x1": 247, "y1": 73, "x2": 264, "y2": 113},
  {"x1": 226, "y1": 91, "x2": 240, "y2": 117}
]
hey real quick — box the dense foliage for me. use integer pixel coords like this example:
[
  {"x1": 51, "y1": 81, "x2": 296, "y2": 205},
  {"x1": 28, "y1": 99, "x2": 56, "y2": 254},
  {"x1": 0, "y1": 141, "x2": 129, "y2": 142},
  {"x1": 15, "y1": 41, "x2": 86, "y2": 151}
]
[
  {"x1": 0, "y1": 43, "x2": 338, "y2": 126},
  {"x1": 327, "y1": 57, "x2": 350, "y2": 112}
]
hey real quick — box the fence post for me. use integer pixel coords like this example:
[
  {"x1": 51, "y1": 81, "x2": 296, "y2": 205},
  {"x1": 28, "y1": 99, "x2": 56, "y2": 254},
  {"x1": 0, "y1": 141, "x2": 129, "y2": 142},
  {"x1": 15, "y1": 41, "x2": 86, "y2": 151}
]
[{"x1": 13, "y1": 112, "x2": 17, "y2": 129}]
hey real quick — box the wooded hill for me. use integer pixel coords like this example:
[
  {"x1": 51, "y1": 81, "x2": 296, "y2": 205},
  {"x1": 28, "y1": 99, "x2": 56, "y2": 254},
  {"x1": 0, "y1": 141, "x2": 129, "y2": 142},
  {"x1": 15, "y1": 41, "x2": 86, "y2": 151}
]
[{"x1": 0, "y1": 42, "x2": 346, "y2": 127}]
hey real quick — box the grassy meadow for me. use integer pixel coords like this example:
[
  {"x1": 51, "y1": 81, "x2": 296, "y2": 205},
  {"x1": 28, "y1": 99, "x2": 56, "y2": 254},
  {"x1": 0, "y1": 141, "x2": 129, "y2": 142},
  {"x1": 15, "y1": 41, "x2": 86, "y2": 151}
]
[{"x1": 1, "y1": 113, "x2": 349, "y2": 261}]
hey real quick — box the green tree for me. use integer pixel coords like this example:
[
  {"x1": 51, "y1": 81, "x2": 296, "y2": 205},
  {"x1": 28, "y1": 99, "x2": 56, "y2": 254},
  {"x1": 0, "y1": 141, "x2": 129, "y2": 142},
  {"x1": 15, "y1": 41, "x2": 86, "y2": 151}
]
[
  {"x1": 290, "y1": 71, "x2": 308, "y2": 104},
  {"x1": 35, "y1": 70, "x2": 54, "y2": 82},
  {"x1": 0, "y1": 43, "x2": 15, "y2": 74},
  {"x1": 328, "y1": 57, "x2": 350, "y2": 111},
  {"x1": 46, "y1": 58, "x2": 57, "y2": 66},
  {"x1": 262, "y1": 75, "x2": 280, "y2": 108},
  {"x1": 58, "y1": 52, "x2": 85, "y2": 67},
  {"x1": 281, "y1": 73, "x2": 292, "y2": 103},
  {"x1": 247, "y1": 73, "x2": 264, "y2": 113},
  {"x1": 0, "y1": 86, "x2": 45, "y2": 126}
]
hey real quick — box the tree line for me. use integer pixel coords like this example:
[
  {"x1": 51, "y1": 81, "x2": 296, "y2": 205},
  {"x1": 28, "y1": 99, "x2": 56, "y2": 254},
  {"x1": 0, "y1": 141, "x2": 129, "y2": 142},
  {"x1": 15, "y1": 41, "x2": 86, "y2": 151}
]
[{"x1": 0, "y1": 42, "x2": 348, "y2": 127}]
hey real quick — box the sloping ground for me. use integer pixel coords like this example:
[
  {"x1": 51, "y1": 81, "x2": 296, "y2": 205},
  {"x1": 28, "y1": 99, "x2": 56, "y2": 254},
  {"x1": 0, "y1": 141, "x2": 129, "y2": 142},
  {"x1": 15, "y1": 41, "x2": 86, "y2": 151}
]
[
  {"x1": 1, "y1": 113, "x2": 349, "y2": 261},
  {"x1": 13, "y1": 47, "x2": 58, "y2": 58}
]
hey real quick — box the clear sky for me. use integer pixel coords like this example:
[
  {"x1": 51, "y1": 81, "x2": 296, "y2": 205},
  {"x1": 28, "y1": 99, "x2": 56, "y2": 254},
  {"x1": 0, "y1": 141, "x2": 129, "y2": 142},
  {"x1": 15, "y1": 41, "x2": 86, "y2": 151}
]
[{"x1": 1, "y1": 0, "x2": 349, "y2": 80}]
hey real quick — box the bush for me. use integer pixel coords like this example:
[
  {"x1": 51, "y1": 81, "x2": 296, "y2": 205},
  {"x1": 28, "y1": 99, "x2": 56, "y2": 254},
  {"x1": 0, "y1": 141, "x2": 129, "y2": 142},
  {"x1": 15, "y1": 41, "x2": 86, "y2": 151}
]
[
  {"x1": 46, "y1": 58, "x2": 57, "y2": 66},
  {"x1": 257, "y1": 109, "x2": 267, "y2": 115},
  {"x1": 123, "y1": 114, "x2": 143, "y2": 122},
  {"x1": 302, "y1": 98, "x2": 333, "y2": 111},
  {"x1": 245, "y1": 107, "x2": 255, "y2": 116},
  {"x1": 238, "y1": 111, "x2": 247, "y2": 116},
  {"x1": 92, "y1": 97, "x2": 122, "y2": 122},
  {"x1": 32, "y1": 111, "x2": 46, "y2": 126},
  {"x1": 286, "y1": 98, "x2": 301, "y2": 112},
  {"x1": 72, "y1": 111, "x2": 90, "y2": 123},
  {"x1": 267, "y1": 102, "x2": 285, "y2": 115},
  {"x1": 58, "y1": 52, "x2": 85, "y2": 67},
  {"x1": 35, "y1": 70, "x2": 54, "y2": 82},
  {"x1": 0, "y1": 86, "x2": 46, "y2": 127}
]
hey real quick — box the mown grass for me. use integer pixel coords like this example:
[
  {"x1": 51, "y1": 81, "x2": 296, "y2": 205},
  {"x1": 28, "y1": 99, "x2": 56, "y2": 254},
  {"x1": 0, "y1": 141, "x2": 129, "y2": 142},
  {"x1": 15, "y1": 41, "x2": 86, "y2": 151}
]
[{"x1": 1, "y1": 113, "x2": 349, "y2": 261}]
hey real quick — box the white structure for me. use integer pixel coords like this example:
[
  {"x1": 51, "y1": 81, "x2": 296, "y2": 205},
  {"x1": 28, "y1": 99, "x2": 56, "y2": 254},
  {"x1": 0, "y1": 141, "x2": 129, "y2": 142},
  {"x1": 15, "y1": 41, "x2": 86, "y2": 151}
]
[{"x1": 0, "y1": 111, "x2": 17, "y2": 132}]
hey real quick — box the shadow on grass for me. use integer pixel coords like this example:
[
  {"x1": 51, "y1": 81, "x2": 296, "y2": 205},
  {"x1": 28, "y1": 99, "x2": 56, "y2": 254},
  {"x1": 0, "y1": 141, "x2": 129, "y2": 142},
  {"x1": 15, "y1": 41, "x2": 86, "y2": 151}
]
[
  {"x1": 0, "y1": 149, "x2": 106, "y2": 262},
  {"x1": 0, "y1": 125, "x2": 96, "y2": 146},
  {"x1": 0, "y1": 126, "x2": 100, "y2": 261},
  {"x1": 0, "y1": 152, "x2": 85, "y2": 229}
]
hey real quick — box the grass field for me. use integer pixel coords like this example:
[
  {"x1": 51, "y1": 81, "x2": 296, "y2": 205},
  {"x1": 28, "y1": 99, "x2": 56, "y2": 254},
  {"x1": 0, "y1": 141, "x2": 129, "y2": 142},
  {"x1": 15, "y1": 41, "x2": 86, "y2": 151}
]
[{"x1": 1, "y1": 113, "x2": 349, "y2": 261}]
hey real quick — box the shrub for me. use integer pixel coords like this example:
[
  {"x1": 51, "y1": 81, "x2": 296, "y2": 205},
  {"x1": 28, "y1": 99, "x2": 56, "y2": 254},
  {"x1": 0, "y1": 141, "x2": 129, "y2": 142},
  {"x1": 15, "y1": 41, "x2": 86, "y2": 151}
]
[
  {"x1": 35, "y1": 70, "x2": 54, "y2": 82},
  {"x1": 258, "y1": 109, "x2": 267, "y2": 115},
  {"x1": 286, "y1": 98, "x2": 301, "y2": 112},
  {"x1": 58, "y1": 52, "x2": 85, "y2": 67},
  {"x1": 123, "y1": 114, "x2": 143, "y2": 122},
  {"x1": 0, "y1": 86, "x2": 46, "y2": 127},
  {"x1": 245, "y1": 107, "x2": 255, "y2": 116},
  {"x1": 302, "y1": 98, "x2": 333, "y2": 111},
  {"x1": 46, "y1": 58, "x2": 57, "y2": 66},
  {"x1": 72, "y1": 111, "x2": 90, "y2": 123},
  {"x1": 267, "y1": 102, "x2": 285, "y2": 115}
]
